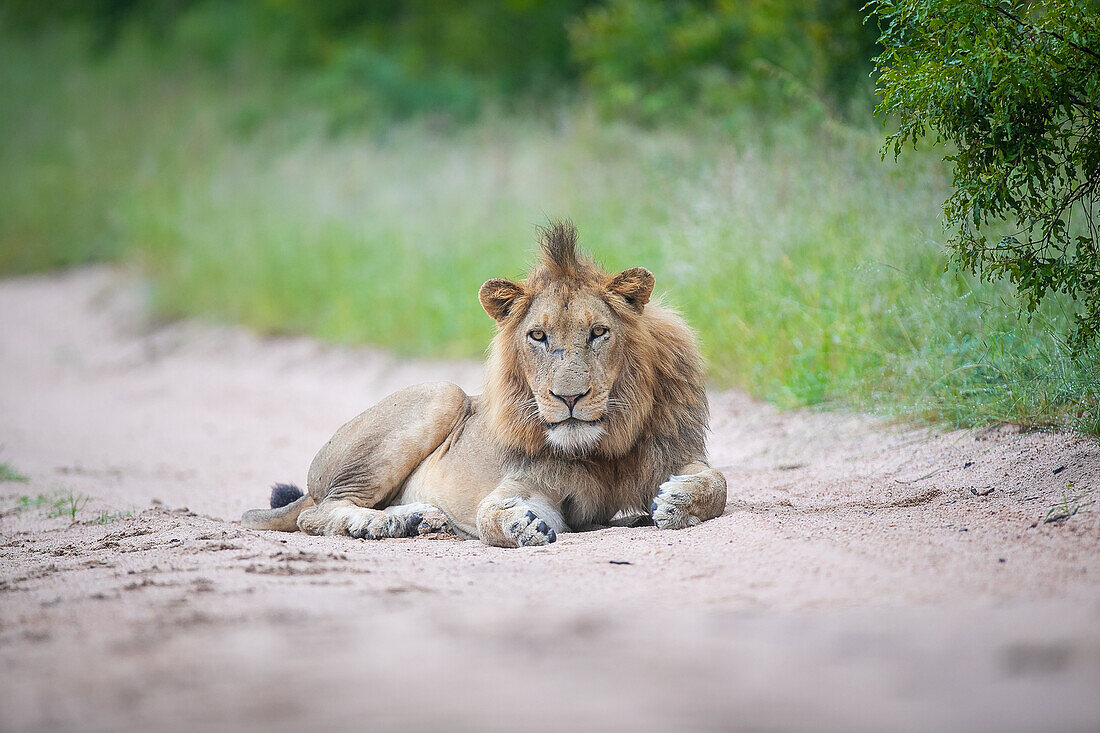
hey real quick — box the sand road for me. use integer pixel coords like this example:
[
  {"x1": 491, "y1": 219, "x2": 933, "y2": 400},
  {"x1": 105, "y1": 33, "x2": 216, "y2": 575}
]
[{"x1": 1, "y1": 268, "x2": 1098, "y2": 732}]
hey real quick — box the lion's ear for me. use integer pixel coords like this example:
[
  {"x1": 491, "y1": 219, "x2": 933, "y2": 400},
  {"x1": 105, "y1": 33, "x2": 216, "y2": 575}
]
[
  {"x1": 607, "y1": 267, "x2": 654, "y2": 311},
  {"x1": 479, "y1": 278, "x2": 526, "y2": 321}
]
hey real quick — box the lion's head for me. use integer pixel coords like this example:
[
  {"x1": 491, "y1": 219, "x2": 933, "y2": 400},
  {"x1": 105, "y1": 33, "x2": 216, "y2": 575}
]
[{"x1": 479, "y1": 221, "x2": 707, "y2": 463}]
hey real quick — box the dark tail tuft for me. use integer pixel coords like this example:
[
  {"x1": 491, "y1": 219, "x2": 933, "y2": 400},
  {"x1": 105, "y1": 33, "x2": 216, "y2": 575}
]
[{"x1": 270, "y1": 483, "x2": 304, "y2": 509}]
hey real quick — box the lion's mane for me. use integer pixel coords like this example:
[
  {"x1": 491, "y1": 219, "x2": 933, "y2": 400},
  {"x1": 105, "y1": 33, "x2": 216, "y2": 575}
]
[{"x1": 482, "y1": 221, "x2": 710, "y2": 523}]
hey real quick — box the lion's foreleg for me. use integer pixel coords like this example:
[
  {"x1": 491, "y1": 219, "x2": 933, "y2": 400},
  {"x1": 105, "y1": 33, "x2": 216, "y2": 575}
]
[
  {"x1": 651, "y1": 462, "x2": 727, "y2": 530},
  {"x1": 476, "y1": 480, "x2": 564, "y2": 548}
]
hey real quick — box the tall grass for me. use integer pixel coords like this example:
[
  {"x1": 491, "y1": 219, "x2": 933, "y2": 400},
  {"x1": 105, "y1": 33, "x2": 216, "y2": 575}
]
[{"x1": 1, "y1": 31, "x2": 1096, "y2": 433}]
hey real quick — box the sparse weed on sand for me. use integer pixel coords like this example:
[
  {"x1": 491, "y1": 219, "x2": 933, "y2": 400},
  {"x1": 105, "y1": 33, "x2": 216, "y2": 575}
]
[
  {"x1": 1044, "y1": 485, "x2": 1096, "y2": 525},
  {"x1": 0, "y1": 462, "x2": 29, "y2": 483},
  {"x1": 91, "y1": 509, "x2": 134, "y2": 525},
  {"x1": 8, "y1": 491, "x2": 89, "y2": 521},
  {"x1": 8, "y1": 490, "x2": 130, "y2": 524},
  {"x1": 13, "y1": 493, "x2": 55, "y2": 511},
  {"x1": 47, "y1": 491, "x2": 91, "y2": 523},
  {"x1": 0, "y1": 447, "x2": 29, "y2": 482}
]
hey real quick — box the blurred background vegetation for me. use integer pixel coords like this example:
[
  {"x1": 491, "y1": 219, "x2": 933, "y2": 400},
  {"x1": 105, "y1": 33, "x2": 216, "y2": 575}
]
[{"x1": 0, "y1": 0, "x2": 1096, "y2": 432}]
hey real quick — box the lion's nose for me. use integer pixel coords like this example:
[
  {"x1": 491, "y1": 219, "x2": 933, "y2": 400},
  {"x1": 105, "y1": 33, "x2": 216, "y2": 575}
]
[{"x1": 550, "y1": 389, "x2": 589, "y2": 412}]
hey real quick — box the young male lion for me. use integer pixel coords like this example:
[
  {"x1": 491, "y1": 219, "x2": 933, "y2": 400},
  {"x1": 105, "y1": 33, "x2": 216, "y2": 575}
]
[{"x1": 242, "y1": 221, "x2": 726, "y2": 547}]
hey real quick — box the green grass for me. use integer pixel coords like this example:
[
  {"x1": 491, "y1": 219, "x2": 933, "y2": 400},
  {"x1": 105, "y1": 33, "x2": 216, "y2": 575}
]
[
  {"x1": 0, "y1": 448, "x2": 29, "y2": 482},
  {"x1": 1, "y1": 31, "x2": 1097, "y2": 433},
  {"x1": 9, "y1": 491, "x2": 130, "y2": 524},
  {"x1": 1044, "y1": 485, "x2": 1095, "y2": 525},
  {"x1": 91, "y1": 509, "x2": 134, "y2": 525},
  {"x1": 47, "y1": 491, "x2": 91, "y2": 522},
  {"x1": 0, "y1": 463, "x2": 29, "y2": 483},
  {"x1": 13, "y1": 493, "x2": 55, "y2": 510},
  {"x1": 10, "y1": 490, "x2": 90, "y2": 522}
]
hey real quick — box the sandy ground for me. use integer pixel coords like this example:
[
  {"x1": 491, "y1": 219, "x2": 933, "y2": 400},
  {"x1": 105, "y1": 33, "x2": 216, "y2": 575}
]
[{"x1": 0, "y1": 267, "x2": 1098, "y2": 733}]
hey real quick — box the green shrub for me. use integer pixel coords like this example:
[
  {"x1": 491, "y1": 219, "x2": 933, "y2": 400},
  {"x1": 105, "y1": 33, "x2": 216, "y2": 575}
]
[
  {"x1": 1, "y1": 19, "x2": 1096, "y2": 433},
  {"x1": 570, "y1": 0, "x2": 879, "y2": 123},
  {"x1": 870, "y1": 0, "x2": 1100, "y2": 345}
]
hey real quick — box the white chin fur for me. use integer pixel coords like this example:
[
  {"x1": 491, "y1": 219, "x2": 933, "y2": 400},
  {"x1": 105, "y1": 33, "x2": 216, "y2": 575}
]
[{"x1": 546, "y1": 422, "x2": 604, "y2": 453}]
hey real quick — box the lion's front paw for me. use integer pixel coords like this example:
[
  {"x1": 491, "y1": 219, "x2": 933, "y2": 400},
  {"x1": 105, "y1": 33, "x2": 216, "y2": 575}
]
[
  {"x1": 651, "y1": 474, "x2": 706, "y2": 530},
  {"x1": 505, "y1": 508, "x2": 557, "y2": 547},
  {"x1": 476, "y1": 493, "x2": 564, "y2": 548}
]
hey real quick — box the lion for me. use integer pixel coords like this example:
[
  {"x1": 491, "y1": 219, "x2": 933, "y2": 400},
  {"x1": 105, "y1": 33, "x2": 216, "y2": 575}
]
[{"x1": 241, "y1": 221, "x2": 727, "y2": 547}]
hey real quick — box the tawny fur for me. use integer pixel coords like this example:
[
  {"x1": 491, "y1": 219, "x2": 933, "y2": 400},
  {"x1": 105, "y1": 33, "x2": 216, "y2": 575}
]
[
  {"x1": 242, "y1": 220, "x2": 725, "y2": 546},
  {"x1": 482, "y1": 221, "x2": 710, "y2": 527}
]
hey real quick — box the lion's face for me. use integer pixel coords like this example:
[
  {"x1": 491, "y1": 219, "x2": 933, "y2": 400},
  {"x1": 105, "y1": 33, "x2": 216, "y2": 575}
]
[
  {"x1": 513, "y1": 289, "x2": 624, "y2": 453},
  {"x1": 479, "y1": 222, "x2": 658, "y2": 457}
]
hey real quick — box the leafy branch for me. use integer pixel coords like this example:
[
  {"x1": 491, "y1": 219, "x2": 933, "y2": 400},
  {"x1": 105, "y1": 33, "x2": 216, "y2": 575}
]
[{"x1": 868, "y1": 0, "x2": 1100, "y2": 345}]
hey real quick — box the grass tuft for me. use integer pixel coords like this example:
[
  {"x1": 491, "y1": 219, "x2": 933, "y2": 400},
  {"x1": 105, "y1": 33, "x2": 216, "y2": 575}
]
[
  {"x1": 1044, "y1": 485, "x2": 1096, "y2": 525},
  {"x1": 47, "y1": 491, "x2": 91, "y2": 523},
  {"x1": 91, "y1": 509, "x2": 134, "y2": 525},
  {"x1": 13, "y1": 493, "x2": 54, "y2": 510},
  {"x1": 0, "y1": 447, "x2": 29, "y2": 482},
  {"x1": 0, "y1": 463, "x2": 29, "y2": 483}
]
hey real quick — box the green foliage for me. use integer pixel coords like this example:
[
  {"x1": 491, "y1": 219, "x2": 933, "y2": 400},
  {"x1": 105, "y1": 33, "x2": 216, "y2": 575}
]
[
  {"x1": 1, "y1": 16, "x2": 1097, "y2": 433},
  {"x1": 1, "y1": 0, "x2": 879, "y2": 127},
  {"x1": 570, "y1": 0, "x2": 880, "y2": 123},
  {"x1": 2, "y1": 31, "x2": 1096, "y2": 432},
  {"x1": 0, "y1": 29, "x2": 144, "y2": 272},
  {"x1": 869, "y1": 0, "x2": 1100, "y2": 344},
  {"x1": 302, "y1": 46, "x2": 481, "y2": 133},
  {"x1": 0, "y1": 0, "x2": 593, "y2": 126}
]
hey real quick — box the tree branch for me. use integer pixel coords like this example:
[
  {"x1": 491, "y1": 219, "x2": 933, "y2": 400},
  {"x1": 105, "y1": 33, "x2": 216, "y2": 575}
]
[{"x1": 975, "y1": 1, "x2": 1100, "y2": 62}]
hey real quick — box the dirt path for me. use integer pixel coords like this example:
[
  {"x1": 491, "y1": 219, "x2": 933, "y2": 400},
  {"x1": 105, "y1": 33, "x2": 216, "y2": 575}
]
[{"x1": 1, "y1": 267, "x2": 1098, "y2": 733}]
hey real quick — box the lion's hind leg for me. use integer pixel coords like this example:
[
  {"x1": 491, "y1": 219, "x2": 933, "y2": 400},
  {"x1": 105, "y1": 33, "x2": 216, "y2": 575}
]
[
  {"x1": 298, "y1": 500, "x2": 453, "y2": 539},
  {"x1": 284, "y1": 382, "x2": 469, "y2": 539}
]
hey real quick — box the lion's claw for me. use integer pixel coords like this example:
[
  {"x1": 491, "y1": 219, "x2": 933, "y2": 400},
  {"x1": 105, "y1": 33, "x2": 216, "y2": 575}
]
[
  {"x1": 508, "y1": 509, "x2": 557, "y2": 546},
  {"x1": 651, "y1": 475, "x2": 704, "y2": 530}
]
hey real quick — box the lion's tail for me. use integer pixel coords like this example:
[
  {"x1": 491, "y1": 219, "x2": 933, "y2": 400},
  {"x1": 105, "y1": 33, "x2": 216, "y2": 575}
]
[{"x1": 241, "y1": 483, "x2": 315, "y2": 532}]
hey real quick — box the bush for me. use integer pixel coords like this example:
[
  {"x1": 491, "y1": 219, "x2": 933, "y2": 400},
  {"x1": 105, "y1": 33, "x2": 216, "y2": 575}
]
[
  {"x1": 2, "y1": 0, "x2": 881, "y2": 127},
  {"x1": 869, "y1": 0, "x2": 1100, "y2": 345},
  {"x1": 570, "y1": 0, "x2": 879, "y2": 123}
]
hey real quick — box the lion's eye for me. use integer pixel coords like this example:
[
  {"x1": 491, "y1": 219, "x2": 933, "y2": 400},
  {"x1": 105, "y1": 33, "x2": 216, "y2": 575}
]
[
  {"x1": 528, "y1": 329, "x2": 547, "y2": 342},
  {"x1": 590, "y1": 326, "x2": 608, "y2": 340}
]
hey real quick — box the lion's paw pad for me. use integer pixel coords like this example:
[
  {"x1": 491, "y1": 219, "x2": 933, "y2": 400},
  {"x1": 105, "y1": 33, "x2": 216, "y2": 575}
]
[
  {"x1": 651, "y1": 476, "x2": 703, "y2": 530},
  {"x1": 507, "y1": 509, "x2": 557, "y2": 547}
]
